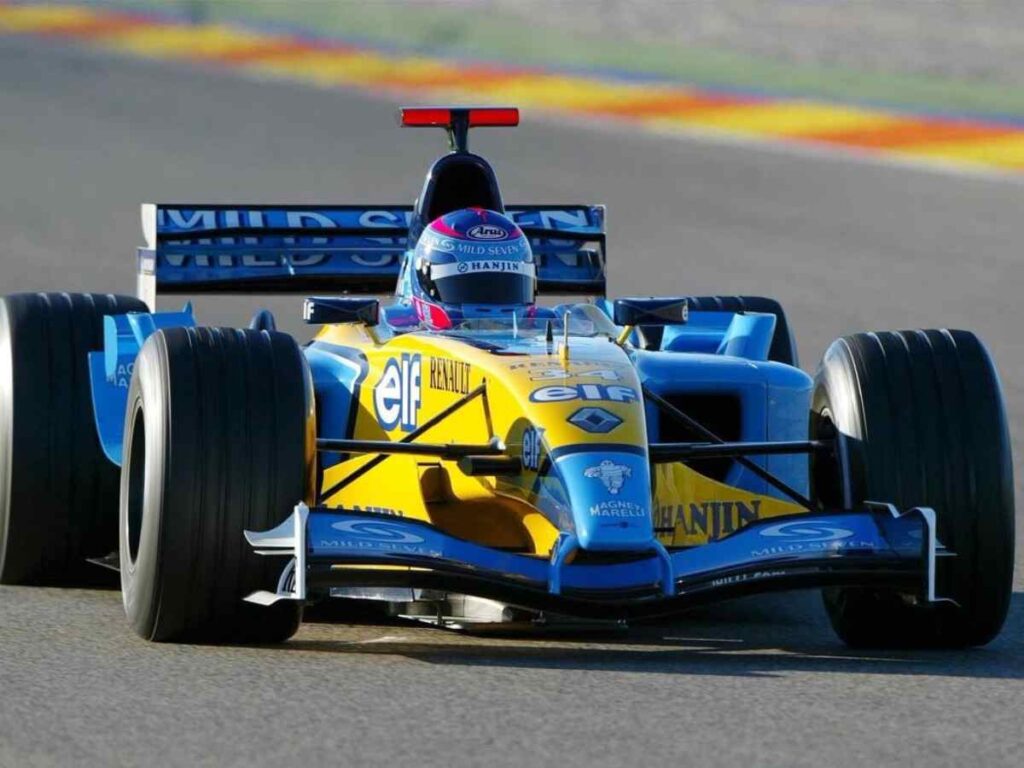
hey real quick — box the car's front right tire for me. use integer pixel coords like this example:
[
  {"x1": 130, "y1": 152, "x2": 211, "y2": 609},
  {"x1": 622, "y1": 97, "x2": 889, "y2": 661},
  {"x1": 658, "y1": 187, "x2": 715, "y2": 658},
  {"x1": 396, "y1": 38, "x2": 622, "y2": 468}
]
[{"x1": 120, "y1": 326, "x2": 312, "y2": 643}]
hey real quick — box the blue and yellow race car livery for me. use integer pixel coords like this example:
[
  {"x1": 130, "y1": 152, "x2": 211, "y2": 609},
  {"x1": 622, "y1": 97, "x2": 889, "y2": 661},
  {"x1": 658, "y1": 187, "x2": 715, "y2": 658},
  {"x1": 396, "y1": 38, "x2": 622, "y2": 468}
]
[{"x1": 0, "y1": 107, "x2": 1013, "y2": 646}]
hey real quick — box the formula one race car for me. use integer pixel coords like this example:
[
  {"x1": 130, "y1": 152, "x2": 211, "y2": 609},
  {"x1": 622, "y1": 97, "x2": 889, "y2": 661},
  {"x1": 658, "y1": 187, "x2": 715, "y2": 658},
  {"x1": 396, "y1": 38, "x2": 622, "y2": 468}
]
[{"x1": 0, "y1": 107, "x2": 1014, "y2": 648}]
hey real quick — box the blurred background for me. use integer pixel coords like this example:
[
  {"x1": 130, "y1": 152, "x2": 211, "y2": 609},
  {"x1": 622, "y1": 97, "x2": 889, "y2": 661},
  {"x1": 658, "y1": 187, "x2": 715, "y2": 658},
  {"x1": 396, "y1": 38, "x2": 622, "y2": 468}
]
[{"x1": 82, "y1": 0, "x2": 1024, "y2": 115}]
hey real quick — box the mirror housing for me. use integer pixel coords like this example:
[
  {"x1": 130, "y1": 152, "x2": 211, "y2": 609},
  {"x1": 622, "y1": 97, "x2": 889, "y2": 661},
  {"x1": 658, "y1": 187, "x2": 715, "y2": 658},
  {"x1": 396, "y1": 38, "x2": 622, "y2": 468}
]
[
  {"x1": 613, "y1": 297, "x2": 688, "y2": 326},
  {"x1": 303, "y1": 297, "x2": 380, "y2": 326}
]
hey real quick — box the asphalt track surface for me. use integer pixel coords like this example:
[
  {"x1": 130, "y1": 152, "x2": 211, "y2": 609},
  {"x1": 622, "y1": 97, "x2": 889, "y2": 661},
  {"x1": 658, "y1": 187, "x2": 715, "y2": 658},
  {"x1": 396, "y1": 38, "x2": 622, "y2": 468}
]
[{"x1": 1, "y1": 35, "x2": 1023, "y2": 768}]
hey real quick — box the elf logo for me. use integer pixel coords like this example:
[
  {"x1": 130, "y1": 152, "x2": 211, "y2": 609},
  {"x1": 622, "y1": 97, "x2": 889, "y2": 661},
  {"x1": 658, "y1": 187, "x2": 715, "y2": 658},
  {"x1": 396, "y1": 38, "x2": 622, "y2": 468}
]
[
  {"x1": 529, "y1": 384, "x2": 638, "y2": 403},
  {"x1": 521, "y1": 425, "x2": 544, "y2": 471},
  {"x1": 374, "y1": 353, "x2": 421, "y2": 432}
]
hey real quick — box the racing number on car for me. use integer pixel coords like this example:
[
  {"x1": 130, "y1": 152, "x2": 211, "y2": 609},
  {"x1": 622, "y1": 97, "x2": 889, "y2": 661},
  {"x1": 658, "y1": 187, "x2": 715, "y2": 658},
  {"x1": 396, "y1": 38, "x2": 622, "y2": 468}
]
[
  {"x1": 374, "y1": 353, "x2": 421, "y2": 432},
  {"x1": 530, "y1": 368, "x2": 621, "y2": 381}
]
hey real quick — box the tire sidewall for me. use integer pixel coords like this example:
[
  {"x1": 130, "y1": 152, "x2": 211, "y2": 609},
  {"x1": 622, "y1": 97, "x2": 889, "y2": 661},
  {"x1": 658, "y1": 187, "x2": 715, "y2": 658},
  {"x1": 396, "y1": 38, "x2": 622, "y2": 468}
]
[
  {"x1": 119, "y1": 337, "x2": 169, "y2": 639},
  {"x1": 810, "y1": 339, "x2": 868, "y2": 504}
]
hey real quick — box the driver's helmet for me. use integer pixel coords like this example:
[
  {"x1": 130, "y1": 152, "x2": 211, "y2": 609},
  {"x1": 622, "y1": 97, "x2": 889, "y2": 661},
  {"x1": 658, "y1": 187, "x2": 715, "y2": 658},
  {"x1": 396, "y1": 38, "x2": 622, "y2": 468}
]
[{"x1": 411, "y1": 208, "x2": 535, "y2": 329}]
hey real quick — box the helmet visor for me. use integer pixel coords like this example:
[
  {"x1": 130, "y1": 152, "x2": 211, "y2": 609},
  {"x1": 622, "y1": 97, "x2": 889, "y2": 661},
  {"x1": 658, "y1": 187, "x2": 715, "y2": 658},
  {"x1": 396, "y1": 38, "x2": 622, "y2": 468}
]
[
  {"x1": 433, "y1": 272, "x2": 535, "y2": 305},
  {"x1": 428, "y1": 260, "x2": 536, "y2": 305}
]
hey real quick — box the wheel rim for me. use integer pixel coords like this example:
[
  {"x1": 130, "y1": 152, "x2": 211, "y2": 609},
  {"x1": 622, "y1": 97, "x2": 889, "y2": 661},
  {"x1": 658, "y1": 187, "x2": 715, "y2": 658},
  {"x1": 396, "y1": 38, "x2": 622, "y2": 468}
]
[
  {"x1": 811, "y1": 405, "x2": 848, "y2": 510},
  {"x1": 0, "y1": 302, "x2": 13, "y2": 574},
  {"x1": 125, "y1": 405, "x2": 146, "y2": 566}
]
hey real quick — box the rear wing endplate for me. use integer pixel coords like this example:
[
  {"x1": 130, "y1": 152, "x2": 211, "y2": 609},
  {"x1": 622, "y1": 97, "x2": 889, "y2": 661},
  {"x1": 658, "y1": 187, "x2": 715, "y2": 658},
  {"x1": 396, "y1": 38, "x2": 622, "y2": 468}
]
[{"x1": 137, "y1": 203, "x2": 605, "y2": 309}]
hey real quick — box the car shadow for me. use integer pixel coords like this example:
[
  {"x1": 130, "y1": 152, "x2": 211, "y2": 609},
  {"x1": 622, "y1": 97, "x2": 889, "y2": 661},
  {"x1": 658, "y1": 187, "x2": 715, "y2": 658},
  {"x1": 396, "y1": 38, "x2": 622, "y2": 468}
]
[{"x1": 286, "y1": 590, "x2": 1024, "y2": 680}]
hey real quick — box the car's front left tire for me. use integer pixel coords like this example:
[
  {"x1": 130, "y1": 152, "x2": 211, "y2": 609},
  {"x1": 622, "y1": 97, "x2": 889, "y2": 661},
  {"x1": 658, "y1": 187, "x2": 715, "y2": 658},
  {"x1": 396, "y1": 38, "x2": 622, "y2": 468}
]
[
  {"x1": 120, "y1": 326, "x2": 312, "y2": 643},
  {"x1": 811, "y1": 329, "x2": 1014, "y2": 648}
]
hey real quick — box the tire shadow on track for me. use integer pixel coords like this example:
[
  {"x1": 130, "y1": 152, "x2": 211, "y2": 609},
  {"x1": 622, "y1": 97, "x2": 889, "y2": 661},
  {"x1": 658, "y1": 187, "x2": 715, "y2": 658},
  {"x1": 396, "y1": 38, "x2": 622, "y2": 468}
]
[{"x1": 287, "y1": 591, "x2": 1024, "y2": 681}]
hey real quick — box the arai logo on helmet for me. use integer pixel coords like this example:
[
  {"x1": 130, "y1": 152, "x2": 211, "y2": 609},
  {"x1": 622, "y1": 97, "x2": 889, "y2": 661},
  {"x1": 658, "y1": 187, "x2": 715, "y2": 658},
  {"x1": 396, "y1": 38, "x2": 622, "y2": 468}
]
[
  {"x1": 759, "y1": 522, "x2": 854, "y2": 543},
  {"x1": 466, "y1": 224, "x2": 508, "y2": 240}
]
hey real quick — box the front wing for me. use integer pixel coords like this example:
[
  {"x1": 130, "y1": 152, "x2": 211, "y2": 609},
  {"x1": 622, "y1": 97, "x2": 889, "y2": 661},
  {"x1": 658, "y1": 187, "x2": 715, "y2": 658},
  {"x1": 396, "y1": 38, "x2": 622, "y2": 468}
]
[{"x1": 243, "y1": 503, "x2": 943, "y2": 620}]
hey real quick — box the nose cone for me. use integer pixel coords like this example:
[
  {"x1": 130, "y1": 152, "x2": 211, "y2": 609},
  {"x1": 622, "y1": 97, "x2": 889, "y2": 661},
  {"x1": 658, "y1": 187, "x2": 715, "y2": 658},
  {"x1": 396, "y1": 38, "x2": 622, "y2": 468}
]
[{"x1": 555, "y1": 451, "x2": 655, "y2": 551}]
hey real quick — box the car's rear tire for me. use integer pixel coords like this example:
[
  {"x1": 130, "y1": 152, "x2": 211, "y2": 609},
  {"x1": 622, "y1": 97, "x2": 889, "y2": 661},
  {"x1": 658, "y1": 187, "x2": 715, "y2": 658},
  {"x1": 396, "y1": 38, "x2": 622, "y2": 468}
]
[
  {"x1": 120, "y1": 326, "x2": 312, "y2": 643},
  {"x1": 0, "y1": 292, "x2": 147, "y2": 585},
  {"x1": 811, "y1": 330, "x2": 1014, "y2": 648}
]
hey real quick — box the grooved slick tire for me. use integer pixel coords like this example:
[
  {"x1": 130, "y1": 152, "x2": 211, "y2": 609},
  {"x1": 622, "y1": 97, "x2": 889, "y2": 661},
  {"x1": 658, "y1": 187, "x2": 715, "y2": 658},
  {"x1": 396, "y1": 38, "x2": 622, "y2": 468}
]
[
  {"x1": 687, "y1": 296, "x2": 798, "y2": 367},
  {"x1": 0, "y1": 292, "x2": 147, "y2": 585},
  {"x1": 120, "y1": 327, "x2": 312, "y2": 643},
  {"x1": 811, "y1": 330, "x2": 1014, "y2": 648}
]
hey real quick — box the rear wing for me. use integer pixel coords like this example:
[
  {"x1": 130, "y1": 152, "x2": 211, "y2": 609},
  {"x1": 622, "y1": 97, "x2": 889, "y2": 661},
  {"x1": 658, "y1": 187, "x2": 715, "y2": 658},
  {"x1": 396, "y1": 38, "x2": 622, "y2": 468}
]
[{"x1": 137, "y1": 203, "x2": 605, "y2": 309}]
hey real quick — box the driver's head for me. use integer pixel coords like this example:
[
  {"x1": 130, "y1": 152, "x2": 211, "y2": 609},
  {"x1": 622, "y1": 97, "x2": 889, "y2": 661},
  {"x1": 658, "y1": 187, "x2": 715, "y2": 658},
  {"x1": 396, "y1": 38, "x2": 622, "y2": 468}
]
[{"x1": 412, "y1": 208, "x2": 535, "y2": 329}]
